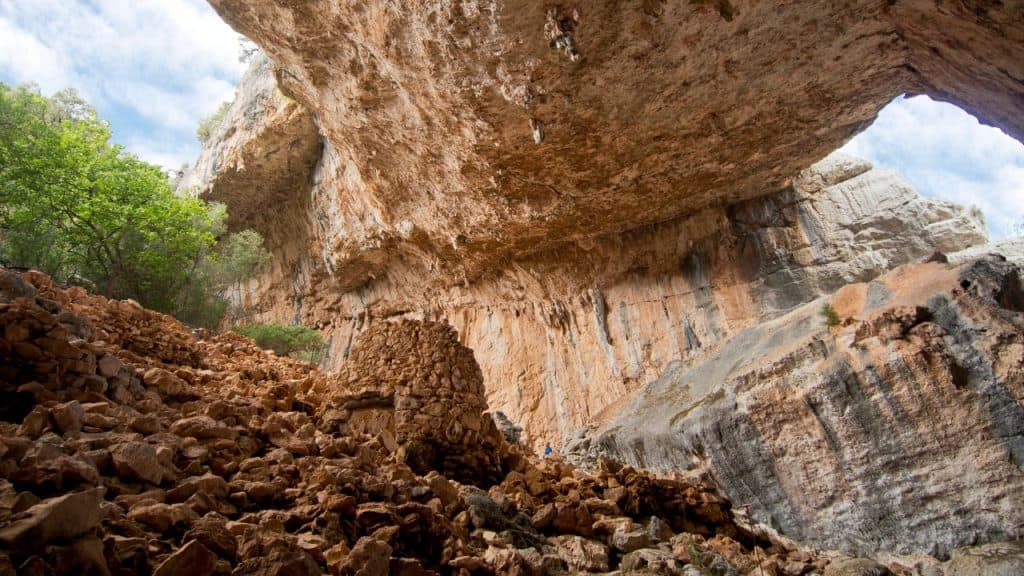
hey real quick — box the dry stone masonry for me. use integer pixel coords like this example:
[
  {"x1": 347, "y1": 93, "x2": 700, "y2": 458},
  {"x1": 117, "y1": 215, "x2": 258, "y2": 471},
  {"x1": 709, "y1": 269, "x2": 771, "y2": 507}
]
[{"x1": 330, "y1": 320, "x2": 510, "y2": 485}]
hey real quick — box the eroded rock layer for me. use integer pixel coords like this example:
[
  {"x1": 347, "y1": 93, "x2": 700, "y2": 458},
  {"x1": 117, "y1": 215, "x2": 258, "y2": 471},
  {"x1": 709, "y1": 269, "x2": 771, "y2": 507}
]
[
  {"x1": 202, "y1": 0, "x2": 1023, "y2": 280},
  {"x1": 182, "y1": 0, "x2": 1024, "y2": 561},
  {"x1": 566, "y1": 256, "x2": 1024, "y2": 557},
  {"x1": 199, "y1": 126, "x2": 990, "y2": 451}
]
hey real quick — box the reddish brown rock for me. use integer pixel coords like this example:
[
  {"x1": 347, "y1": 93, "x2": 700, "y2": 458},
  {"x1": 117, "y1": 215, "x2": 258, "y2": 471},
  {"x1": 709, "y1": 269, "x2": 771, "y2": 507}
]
[
  {"x1": 51, "y1": 401, "x2": 83, "y2": 436},
  {"x1": 0, "y1": 490, "x2": 102, "y2": 559},
  {"x1": 152, "y1": 540, "x2": 217, "y2": 576},
  {"x1": 110, "y1": 442, "x2": 163, "y2": 485}
]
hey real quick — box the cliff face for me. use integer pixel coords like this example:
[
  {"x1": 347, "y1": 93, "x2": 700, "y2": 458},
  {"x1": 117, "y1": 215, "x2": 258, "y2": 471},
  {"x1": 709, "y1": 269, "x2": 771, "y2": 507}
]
[
  {"x1": 189, "y1": 80, "x2": 990, "y2": 448},
  {"x1": 201, "y1": 0, "x2": 1023, "y2": 282},
  {"x1": 565, "y1": 256, "x2": 1024, "y2": 556},
  {"x1": 186, "y1": 0, "x2": 1024, "y2": 559}
]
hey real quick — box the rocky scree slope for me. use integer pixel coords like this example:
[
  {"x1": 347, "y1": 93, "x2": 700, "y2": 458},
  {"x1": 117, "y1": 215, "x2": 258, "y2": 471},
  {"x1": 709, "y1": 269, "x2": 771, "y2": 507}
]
[{"x1": 0, "y1": 267, "x2": 839, "y2": 576}]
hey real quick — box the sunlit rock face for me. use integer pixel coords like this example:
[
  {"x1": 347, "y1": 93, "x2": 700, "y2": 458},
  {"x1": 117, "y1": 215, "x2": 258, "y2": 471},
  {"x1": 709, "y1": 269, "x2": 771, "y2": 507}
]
[
  {"x1": 190, "y1": 0, "x2": 1024, "y2": 557},
  {"x1": 203, "y1": 0, "x2": 1022, "y2": 281},
  {"x1": 565, "y1": 256, "x2": 1024, "y2": 557},
  {"x1": 194, "y1": 63, "x2": 994, "y2": 451}
]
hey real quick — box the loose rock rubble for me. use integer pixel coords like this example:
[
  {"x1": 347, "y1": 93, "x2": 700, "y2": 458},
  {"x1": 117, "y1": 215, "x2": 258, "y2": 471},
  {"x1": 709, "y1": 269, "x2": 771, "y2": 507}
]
[{"x1": 3, "y1": 266, "x2": 1009, "y2": 575}]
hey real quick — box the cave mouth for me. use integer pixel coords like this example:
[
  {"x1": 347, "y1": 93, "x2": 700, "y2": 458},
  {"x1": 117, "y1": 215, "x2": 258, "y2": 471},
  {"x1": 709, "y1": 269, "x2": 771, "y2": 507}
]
[{"x1": 839, "y1": 94, "x2": 1024, "y2": 240}]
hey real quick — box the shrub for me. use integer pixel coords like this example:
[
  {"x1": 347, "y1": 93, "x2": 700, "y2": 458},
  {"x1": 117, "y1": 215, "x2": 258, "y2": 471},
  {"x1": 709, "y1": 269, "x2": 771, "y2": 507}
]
[
  {"x1": 234, "y1": 323, "x2": 324, "y2": 360},
  {"x1": 0, "y1": 83, "x2": 270, "y2": 330},
  {"x1": 196, "y1": 100, "x2": 232, "y2": 143},
  {"x1": 821, "y1": 302, "x2": 841, "y2": 327}
]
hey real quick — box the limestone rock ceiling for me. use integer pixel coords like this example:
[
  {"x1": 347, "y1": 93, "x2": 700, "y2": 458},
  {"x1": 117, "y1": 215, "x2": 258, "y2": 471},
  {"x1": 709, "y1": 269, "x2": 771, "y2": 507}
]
[{"x1": 206, "y1": 0, "x2": 1023, "y2": 277}]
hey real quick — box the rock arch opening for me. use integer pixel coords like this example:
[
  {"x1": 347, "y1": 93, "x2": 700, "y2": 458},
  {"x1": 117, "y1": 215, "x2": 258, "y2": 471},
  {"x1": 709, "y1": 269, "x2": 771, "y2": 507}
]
[{"x1": 841, "y1": 94, "x2": 1024, "y2": 240}]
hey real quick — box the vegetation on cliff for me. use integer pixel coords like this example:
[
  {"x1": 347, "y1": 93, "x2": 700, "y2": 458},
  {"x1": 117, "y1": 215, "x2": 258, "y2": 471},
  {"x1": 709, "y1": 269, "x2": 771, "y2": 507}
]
[
  {"x1": 0, "y1": 83, "x2": 266, "y2": 328},
  {"x1": 233, "y1": 322, "x2": 324, "y2": 361},
  {"x1": 195, "y1": 100, "x2": 232, "y2": 143}
]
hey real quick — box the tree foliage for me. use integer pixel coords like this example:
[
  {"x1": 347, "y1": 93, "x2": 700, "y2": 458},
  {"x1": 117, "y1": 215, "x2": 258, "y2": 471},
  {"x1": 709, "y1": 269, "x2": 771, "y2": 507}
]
[
  {"x1": 196, "y1": 100, "x2": 232, "y2": 143},
  {"x1": 234, "y1": 323, "x2": 324, "y2": 361},
  {"x1": 0, "y1": 82, "x2": 269, "y2": 328},
  {"x1": 177, "y1": 225, "x2": 271, "y2": 328}
]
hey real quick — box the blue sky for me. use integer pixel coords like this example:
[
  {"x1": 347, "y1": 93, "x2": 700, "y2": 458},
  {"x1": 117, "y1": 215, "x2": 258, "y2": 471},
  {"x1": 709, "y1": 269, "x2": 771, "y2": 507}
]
[
  {"x1": 841, "y1": 95, "x2": 1024, "y2": 240},
  {"x1": 0, "y1": 0, "x2": 245, "y2": 169},
  {"x1": 2, "y1": 1, "x2": 1021, "y2": 239}
]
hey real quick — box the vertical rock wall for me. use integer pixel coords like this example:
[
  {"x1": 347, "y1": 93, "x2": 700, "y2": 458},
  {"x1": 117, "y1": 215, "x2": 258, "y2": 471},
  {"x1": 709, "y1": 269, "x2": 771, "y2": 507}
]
[
  {"x1": 181, "y1": 0, "x2": 1024, "y2": 557},
  {"x1": 566, "y1": 258, "x2": 1024, "y2": 556},
  {"x1": 200, "y1": 124, "x2": 989, "y2": 450}
]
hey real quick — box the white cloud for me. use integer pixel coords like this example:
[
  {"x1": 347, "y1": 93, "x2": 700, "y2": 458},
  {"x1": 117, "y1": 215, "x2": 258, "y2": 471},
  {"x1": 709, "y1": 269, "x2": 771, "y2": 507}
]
[
  {"x1": 0, "y1": 17, "x2": 79, "y2": 93},
  {"x1": 842, "y1": 95, "x2": 1024, "y2": 240},
  {"x1": 106, "y1": 76, "x2": 237, "y2": 131},
  {"x1": 121, "y1": 135, "x2": 194, "y2": 171},
  {"x1": 0, "y1": 0, "x2": 245, "y2": 169}
]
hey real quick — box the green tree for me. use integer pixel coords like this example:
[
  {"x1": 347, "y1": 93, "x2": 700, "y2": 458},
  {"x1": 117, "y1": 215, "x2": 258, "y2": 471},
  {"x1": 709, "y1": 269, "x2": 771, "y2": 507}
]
[
  {"x1": 0, "y1": 83, "x2": 217, "y2": 310},
  {"x1": 0, "y1": 83, "x2": 269, "y2": 328},
  {"x1": 177, "y1": 224, "x2": 271, "y2": 328}
]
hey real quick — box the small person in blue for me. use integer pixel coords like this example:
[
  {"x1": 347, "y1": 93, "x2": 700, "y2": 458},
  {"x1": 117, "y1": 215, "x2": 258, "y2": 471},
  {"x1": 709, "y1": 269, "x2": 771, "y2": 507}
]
[{"x1": 544, "y1": 444, "x2": 553, "y2": 457}]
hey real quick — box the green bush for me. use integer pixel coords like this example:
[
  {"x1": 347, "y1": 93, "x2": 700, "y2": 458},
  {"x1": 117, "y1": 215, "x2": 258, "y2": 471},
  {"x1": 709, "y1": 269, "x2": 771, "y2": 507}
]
[
  {"x1": 196, "y1": 100, "x2": 232, "y2": 143},
  {"x1": 1, "y1": 83, "x2": 216, "y2": 311},
  {"x1": 234, "y1": 323, "x2": 324, "y2": 361},
  {"x1": 821, "y1": 302, "x2": 841, "y2": 327},
  {"x1": 176, "y1": 225, "x2": 272, "y2": 328}
]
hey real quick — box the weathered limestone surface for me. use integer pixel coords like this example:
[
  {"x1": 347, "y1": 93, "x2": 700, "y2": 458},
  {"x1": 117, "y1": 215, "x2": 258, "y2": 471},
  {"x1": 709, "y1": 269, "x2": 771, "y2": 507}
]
[
  {"x1": 184, "y1": 0, "x2": 1024, "y2": 560},
  {"x1": 203, "y1": 0, "x2": 1023, "y2": 281},
  {"x1": 198, "y1": 94, "x2": 991, "y2": 449},
  {"x1": 565, "y1": 257, "x2": 1024, "y2": 557},
  {"x1": 952, "y1": 237, "x2": 1024, "y2": 267}
]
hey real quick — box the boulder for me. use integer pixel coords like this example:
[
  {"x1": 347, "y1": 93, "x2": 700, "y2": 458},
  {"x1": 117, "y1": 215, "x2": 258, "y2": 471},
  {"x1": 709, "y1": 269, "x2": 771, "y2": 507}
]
[
  {"x1": 339, "y1": 537, "x2": 392, "y2": 576},
  {"x1": 170, "y1": 416, "x2": 236, "y2": 440},
  {"x1": 110, "y1": 442, "x2": 163, "y2": 485},
  {"x1": 0, "y1": 490, "x2": 102, "y2": 557},
  {"x1": 51, "y1": 401, "x2": 83, "y2": 435},
  {"x1": 548, "y1": 534, "x2": 608, "y2": 573},
  {"x1": 153, "y1": 540, "x2": 218, "y2": 576}
]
